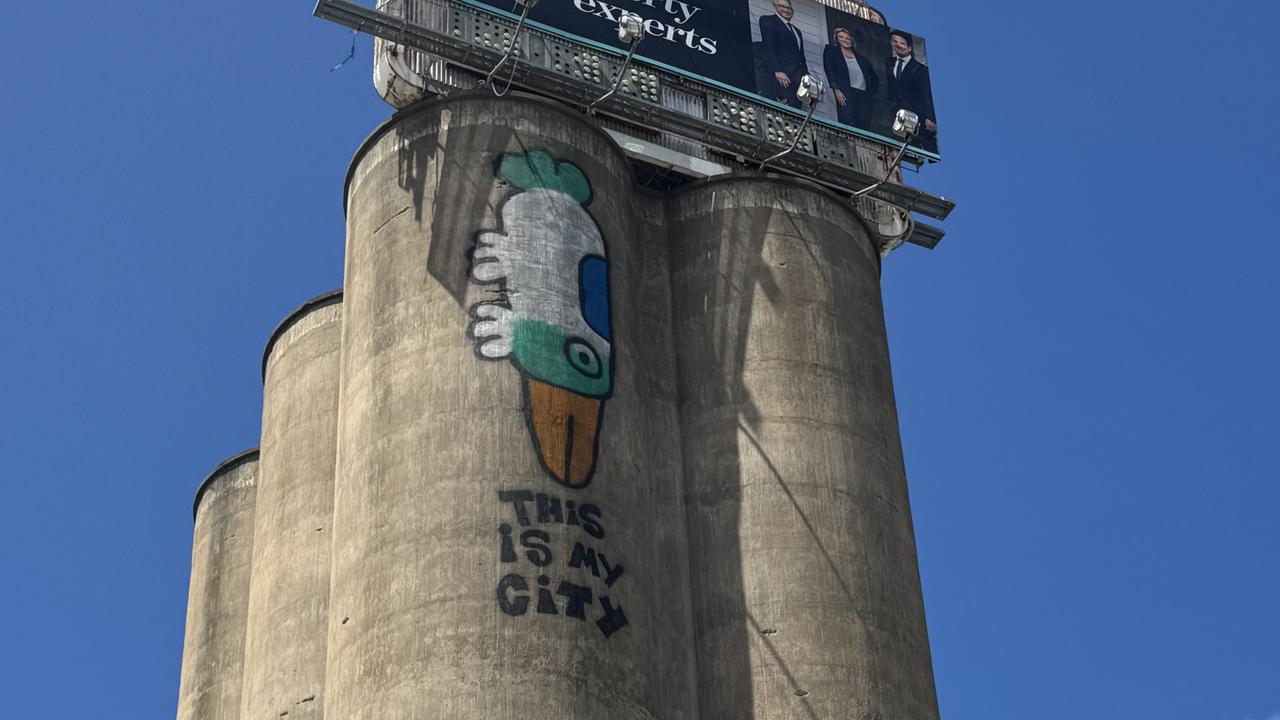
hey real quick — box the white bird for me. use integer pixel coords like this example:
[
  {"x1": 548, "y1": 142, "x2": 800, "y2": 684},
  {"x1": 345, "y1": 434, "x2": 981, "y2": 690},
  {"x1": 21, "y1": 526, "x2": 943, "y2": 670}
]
[{"x1": 469, "y1": 151, "x2": 614, "y2": 488}]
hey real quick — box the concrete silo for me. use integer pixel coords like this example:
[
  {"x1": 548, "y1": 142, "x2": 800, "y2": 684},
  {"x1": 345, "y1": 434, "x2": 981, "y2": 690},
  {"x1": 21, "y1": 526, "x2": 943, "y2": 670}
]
[
  {"x1": 323, "y1": 93, "x2": 699, "y2": 719},
  {"x1": 174, "y1": 97, "x2": 943, "y2": 720},
  {"x1": 669, "y1": 178, "x2": 938, "y2": 719},
  {"x1": 176, "y1": 450, "x2": 258, "y2": 720},
  {"x1": 239, "y1": 291, "x2": 344, "y2": 720},
  {"x1": 178, "y1": 0, "x2": 956, "y2": 710}
]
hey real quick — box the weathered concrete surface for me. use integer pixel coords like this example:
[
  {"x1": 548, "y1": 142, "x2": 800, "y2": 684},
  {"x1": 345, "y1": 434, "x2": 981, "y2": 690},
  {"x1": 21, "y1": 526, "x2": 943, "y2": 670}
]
[
  {"x1": 177, "y1": 450, "x2": 259, "y2": 720},
  {"x1": 239, "y1": 292, "x2": 343, "y2": 720},
  {"x1": 668, "y1": 178, "x2": 939, "y2": 720},
  {"x1": 175, "y1": 92, "x2": 943, "y2": 720},
  {"x1": 325, "y1": 93, "x2": 698, "y2": 719}
]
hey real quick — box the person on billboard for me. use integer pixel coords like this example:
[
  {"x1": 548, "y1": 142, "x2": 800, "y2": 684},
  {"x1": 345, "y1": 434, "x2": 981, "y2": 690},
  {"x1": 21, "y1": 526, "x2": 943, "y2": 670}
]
[
  {"x1": 759, "y1": 0, "x2": 808, "y2": 108},
  {"x1": 822, "y1": 27, "x2": 879, "y2": 130},
  {"x1": 885, "y1": 29, "x2": 937, "y2": 152}
]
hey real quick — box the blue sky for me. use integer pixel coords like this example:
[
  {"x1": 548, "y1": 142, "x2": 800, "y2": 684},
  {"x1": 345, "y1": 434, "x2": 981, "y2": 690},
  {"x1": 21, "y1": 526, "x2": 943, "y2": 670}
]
[{"x1": 1, "y1": 0, "x2": 1276, "y2": 718}]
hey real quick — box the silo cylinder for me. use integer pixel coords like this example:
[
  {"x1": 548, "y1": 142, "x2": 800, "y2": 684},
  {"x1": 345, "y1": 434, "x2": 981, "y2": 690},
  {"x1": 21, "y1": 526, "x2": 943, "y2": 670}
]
[
  {"x1": 325, "y1": 93, "x2": 698, "y2": 719},
  {"x1": 239, "y1": 291, "x2": 343, "y2": 720},
  {"x1": 668, "y1": 178, "x2": 940, "y2": 720},
  {"x1": 176, "y1": 450, "x2": 259, "y2": 720}
]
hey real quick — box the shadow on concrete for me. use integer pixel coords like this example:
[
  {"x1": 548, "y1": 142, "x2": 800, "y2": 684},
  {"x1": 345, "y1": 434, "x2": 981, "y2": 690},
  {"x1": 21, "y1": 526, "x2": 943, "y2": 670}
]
[
  {"x1": 738, "y1": 421, "x2": 859, "y2": 608},
  {"x1": 670, "y1": 197, "x2": 762, "y2": 720},
  {"x1": 739, "y1": 419, "x2": 888, "y2": 713},
  {"x1": 745, "y1": 610, "x2": 821, "y2": 720},
  {"x1": 394, "y1": 111, "x2": 503, "y2": 306},
  {"x1": 386, "y1": 97, "x2": 896, "y2": 715},
  {"x1": 673, "y1": 187, "x2": 884, "y2": 718}
]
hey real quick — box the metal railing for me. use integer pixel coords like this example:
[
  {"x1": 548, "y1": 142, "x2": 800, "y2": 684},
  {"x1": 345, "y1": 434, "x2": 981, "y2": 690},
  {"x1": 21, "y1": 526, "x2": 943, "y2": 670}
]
[{"x1": 315, "y1": 0, "x2": 953, "y2": 246}]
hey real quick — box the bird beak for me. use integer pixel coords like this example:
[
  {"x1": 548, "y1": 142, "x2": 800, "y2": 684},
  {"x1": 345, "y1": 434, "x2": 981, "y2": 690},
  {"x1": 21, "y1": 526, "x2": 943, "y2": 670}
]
[{"x1": 524, "y1": 377, "x2": 604, "y2": 488}]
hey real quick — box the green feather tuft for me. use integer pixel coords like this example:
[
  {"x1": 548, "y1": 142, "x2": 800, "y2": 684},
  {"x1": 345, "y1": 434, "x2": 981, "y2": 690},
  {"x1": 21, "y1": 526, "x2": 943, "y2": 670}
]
[{"x1": 498, "y1": 151, "x2": 591, "y2": 205}]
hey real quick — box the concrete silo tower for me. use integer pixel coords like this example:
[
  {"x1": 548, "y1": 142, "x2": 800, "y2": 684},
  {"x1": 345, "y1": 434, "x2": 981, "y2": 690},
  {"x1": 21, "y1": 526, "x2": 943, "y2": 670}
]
[
  {"x1": 176, "y1": 1, "x2": 953, "y2": 717},
  {"x1": 177, "y1": 450, "x2": 258, "y2": 720},
  {"x1": 239, "y1": 291, "x2": 344, "y2": 720}
]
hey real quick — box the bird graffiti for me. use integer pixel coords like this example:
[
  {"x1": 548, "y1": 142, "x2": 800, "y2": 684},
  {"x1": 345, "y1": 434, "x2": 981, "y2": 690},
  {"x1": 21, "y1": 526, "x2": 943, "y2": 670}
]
[{"x1": 468, "y1": 150, "x2": 614, "y2": 489}]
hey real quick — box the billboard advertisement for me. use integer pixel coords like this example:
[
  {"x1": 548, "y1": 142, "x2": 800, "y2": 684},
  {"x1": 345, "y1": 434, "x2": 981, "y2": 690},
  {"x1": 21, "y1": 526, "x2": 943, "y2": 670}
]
[{"x1": 462, "y1": 0, "x2": 939, "y2": 158}]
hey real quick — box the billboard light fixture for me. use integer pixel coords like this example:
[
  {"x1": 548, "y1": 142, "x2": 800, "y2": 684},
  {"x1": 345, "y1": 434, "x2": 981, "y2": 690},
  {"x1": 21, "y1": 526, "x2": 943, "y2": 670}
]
[
  {"x1": 587, "y1": 12, "x2": 646, "y2": 114},
  {"x1": 758, "y1": 74, "x2": 824, "y2": 171},
  {"x1": 617, "y1": 11, "x2": 644, "y2": 44},
  {"x1": 892, "y1": 109, "x2": 920, "y2": 139},
  {"x1": 311, "y1": 0, "x2": 956, "y2": 227},
  {"x1": 483, "y1": 0, "x2": 540, "y2": 97},
  {"x1": 794, "y1": 73, "x2": 824, "y2": 106},
  {"x1": 851, "y1": 109, "x2": 920, "y2": 199}
]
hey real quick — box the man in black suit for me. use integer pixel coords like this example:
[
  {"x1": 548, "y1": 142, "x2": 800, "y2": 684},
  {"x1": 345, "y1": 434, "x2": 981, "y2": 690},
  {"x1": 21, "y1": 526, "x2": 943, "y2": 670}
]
[
  {"x1": 759, "y1": 0, "x2": 807, "y2": 108},
  {"x1": 885, "y1": 30, "x2": 938, "y2": 152}
]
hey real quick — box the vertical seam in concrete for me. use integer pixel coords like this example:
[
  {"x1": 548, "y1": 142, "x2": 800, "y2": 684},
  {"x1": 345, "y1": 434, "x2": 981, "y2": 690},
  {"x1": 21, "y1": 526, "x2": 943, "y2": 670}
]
[{"x1": 660, "y1": 191, "x2": 706, "y2": 720}]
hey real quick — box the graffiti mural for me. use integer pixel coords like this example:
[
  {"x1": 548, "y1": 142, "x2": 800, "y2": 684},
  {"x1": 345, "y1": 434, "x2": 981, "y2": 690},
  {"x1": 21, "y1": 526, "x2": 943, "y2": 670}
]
[
  {"x1": 468, "y1": 151, "x2": 614, "y2": 489},
  {"x1": 494, "y1": 489, "x2": 629, "y2": 638}
]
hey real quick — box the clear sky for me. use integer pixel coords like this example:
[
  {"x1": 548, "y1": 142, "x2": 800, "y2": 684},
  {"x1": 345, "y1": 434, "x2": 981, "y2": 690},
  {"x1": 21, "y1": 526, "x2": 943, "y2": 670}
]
[{"x1": 1, "y1": 0, "x2": 1275, "y2": 718}]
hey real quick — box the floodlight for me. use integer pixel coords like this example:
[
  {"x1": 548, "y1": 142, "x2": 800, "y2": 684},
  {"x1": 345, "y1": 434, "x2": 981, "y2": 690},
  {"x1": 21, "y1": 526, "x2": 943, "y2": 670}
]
[
  {"x1": 850, "y1": 109, "x2": 921, "y2": 199},
  {"x1": 758, "y1": 75, "x2": 823, "y2": 170},
  {"x1": 794, "y1": 74, "x2": 824, "y2": 107},
  {"x1": 586, "y1": 13, "x2": 647, "y2": 114},
  {"x1": 892, "y1": 109, "x2": 919, "y2": 139},
  {"x1": 617, "y1": 12, "x2": 644, "y2": 44}
]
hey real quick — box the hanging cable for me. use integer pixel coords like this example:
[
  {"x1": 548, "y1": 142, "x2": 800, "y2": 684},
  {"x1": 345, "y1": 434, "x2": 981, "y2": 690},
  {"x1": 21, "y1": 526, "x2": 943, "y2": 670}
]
[
  {"x1": 758, "y1": 75, "x2": 824, "y2": 171},
  {"x1": 852, "y1": 111, "x2": 924, "y2": 257},
  {"x1": 329, "y1": 23, "x2": 363, "y2": 72},
  {"x1": 587, "y1": 13, "x2": 646, "y2": 114},
  {"x1": 483, "y1": 0, "x2": 539, "y2": 97},
  {"x1": 850, "y1": 109, "x2": 920, "y2": 198}
]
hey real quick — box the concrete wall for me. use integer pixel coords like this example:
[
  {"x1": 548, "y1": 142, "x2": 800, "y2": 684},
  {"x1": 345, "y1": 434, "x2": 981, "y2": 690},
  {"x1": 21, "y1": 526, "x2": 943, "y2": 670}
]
[
  {"x1": 668, "y1": 177, "x2": 938, "y2": 720},
  {"x1": 176, "y1": 91, "x2": 939, "y2": 720},
  {"x1": 176, "y1": 450, "x2": 259, "y2": 720},
  {"x1": 325, "y1": 93, "x2": 698, "y2": 719},
  {"x1": 239, "y1": 292, "x2": 343, "y2": 720}
]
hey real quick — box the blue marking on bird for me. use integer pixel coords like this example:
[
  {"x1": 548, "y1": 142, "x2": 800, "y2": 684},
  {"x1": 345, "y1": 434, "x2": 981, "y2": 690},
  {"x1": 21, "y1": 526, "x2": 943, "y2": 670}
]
[{"x1": 579, "y1": 255, "x2": 611, "y2": 342}]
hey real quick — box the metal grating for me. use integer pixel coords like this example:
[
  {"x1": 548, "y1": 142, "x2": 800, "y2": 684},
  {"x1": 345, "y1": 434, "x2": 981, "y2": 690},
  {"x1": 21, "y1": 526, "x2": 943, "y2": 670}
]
[{"x1": 315, "y1": 0, "x2": 954, "y2": 241}]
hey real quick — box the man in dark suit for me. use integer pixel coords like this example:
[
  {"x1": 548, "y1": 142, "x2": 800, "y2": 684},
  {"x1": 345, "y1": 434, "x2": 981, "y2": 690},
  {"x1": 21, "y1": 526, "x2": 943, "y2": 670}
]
[
  {"x1": 759, "y1": 0, "x2": 807, "y2": 108},
  {"x1": 885, "y1": 30, "x2": 938, "y2": 152}
]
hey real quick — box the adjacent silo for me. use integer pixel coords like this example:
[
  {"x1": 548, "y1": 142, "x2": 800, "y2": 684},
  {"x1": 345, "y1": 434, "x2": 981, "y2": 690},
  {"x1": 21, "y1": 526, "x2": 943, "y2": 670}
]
[
  {"x1": 324, "y1": 92, "x2": 698, "y2": 719},
  {"x1": 239, "y1": 291, "x2": 343, "y2": 720},
  {"x1": 668, "y1": 177, "x2": 940, "y2": 719},
  {"x1": 176, "y1": 450, "x2": 259, "y2": 720}
]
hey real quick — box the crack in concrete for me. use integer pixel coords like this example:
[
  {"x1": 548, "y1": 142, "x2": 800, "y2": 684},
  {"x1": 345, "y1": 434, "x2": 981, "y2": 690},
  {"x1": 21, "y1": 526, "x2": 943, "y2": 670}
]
[{"x1": 372, "y1": 205, "x2": 412, "y2": 236}]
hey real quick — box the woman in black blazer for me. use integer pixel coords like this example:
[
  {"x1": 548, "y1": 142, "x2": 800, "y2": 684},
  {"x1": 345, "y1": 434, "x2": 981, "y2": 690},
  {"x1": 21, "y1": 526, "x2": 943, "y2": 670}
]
[{"x1": 822, "y1": 27, "x2": 879, "y2": 130}]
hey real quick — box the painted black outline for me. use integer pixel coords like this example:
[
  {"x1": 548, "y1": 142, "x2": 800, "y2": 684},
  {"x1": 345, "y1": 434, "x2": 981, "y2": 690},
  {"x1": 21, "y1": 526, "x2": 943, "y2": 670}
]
[{"x1": 563, "y1": 336, "x2": 604, "y2": 380}]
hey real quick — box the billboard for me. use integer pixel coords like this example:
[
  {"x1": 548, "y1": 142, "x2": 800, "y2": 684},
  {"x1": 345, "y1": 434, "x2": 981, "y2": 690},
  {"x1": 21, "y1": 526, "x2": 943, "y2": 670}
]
[{"x1": 462, "y1": 0, "x2": 939, "y2": 158}]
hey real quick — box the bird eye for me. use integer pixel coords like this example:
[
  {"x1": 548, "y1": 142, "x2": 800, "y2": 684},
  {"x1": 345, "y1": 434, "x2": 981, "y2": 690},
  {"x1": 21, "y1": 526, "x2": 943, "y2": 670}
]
[{"x1": 564, "y1": 338, "x2": 603, "y2": 379}]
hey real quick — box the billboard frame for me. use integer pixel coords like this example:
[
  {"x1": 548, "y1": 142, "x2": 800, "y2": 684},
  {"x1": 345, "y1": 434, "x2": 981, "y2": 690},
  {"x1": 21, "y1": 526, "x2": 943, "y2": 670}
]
[
  {"x1": 313, "y1": 0, "x2": 955, "y2": 225},
  {"x1": 456, "y1": 0, "x2": 940, "y2": 162}
]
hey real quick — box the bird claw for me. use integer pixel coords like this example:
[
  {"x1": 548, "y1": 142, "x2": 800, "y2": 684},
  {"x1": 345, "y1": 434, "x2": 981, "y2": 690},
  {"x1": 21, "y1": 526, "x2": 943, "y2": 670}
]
[
  {"x1": 470, "y1": 231, "x2": 514, "y2": 283},
  {"x1": 469, "y1": 303, "x2": 514, "y2": 358}
]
